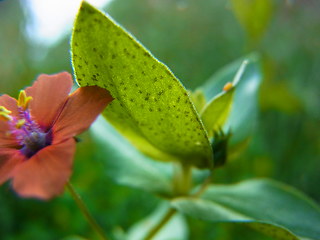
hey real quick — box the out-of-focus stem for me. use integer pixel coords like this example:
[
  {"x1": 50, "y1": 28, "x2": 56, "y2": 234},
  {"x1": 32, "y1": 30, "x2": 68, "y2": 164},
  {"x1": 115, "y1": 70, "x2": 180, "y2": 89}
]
[{"x1": 66, "y1": 181, "x2": 109, "y2": 240}]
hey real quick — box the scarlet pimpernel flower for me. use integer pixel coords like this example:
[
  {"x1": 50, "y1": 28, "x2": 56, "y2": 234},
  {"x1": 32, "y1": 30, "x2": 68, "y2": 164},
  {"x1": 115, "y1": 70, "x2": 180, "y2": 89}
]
[{"x1": 0, "y1": 72, "x2": 113, "y2": 200}]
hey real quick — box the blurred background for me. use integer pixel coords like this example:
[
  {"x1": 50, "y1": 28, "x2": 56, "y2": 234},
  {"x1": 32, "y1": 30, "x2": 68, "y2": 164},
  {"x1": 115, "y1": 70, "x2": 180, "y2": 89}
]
[{"x1": 0, "y1": 0, "x2": 319, "y2": 239}]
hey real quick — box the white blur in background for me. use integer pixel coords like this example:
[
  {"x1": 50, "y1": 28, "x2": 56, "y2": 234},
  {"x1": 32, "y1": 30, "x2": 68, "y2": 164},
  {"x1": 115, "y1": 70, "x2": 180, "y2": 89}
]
[{"x1": 23, "y1": 0, "x2": 112, "y2": 46}]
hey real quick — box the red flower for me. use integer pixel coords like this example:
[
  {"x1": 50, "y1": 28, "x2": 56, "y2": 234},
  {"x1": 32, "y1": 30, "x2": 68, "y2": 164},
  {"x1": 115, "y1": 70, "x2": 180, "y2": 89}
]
[{"x1": 0, "y1": 72, "x2": 113, "y2": 200}]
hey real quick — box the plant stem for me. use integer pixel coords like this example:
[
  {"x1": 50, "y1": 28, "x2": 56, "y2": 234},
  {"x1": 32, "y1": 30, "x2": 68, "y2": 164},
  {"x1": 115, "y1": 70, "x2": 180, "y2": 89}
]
[
  {"x1": 173, "y1": 162, "x2": 192, "y2": 196},
  {"x1": 66, "y1": 181, "x2": 109, "y2": 240},
  {"x1": 143, "y1": 208, "x2": 177, "y2": 240}
]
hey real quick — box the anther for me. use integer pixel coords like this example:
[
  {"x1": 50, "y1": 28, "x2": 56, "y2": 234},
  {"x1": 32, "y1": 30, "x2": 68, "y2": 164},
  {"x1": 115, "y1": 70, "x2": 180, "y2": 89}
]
[
  {"x1": 16, "y1": 119, "x2": 26, "y2": 129},
  {"x1": 0, "y1": 106, "x2": 13, "y2": 121},
  {"x1": 17, "y1": 90, "x2": 33, "y2": 110}
]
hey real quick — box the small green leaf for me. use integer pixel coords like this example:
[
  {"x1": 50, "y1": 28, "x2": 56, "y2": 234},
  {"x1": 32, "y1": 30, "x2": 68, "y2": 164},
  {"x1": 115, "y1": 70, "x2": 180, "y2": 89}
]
[
  {"x1": 200, "y1": 88, "x2": 235, "y2": 137},
  {"x1": 189, "y1": 89, "x2": 207, "y2": 113},
  {"x1": 71, "y1": 1, "x2": 212, "y2": 168},
  {"x1": 127, "y1": 204, "x2": 188, "y2": 240},
  {"x1": 91, "y1": 117, "x2": 174, "y2": 197},
  {"x1": 171, "y1": 179, "x2": 320, "y2": 240},
  {"x1": 200, "y1": 54, "x2": 262, "y2": 144}
]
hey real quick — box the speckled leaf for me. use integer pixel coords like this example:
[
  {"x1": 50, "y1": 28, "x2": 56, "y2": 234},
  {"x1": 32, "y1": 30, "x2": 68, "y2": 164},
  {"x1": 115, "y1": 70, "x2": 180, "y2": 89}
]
[
  {"x1": 71, "y1": 1, "x2": 212, "y2": 168},
  {"x1": 171, "y1": 179, "x2": 320, "y2": 240}
]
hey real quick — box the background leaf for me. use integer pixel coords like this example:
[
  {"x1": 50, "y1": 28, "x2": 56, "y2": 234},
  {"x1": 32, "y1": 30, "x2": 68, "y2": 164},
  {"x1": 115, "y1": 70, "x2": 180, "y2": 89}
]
[
  {"x1": 172, "y1": 179, "x2": 320, "y2": 240},
  {"x1": 230, "y1": 0, "x2": 274, "y2": 42},
  {"x1": 91, "y1": 117, "x2": 174, "y2": 197},
  {"x1": 71, "y1": 2, "x2": 212, "y2": 168}
]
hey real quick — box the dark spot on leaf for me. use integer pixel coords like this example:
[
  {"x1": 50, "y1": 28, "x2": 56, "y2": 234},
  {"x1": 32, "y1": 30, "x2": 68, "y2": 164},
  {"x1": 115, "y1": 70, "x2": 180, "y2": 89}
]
[
  {"x1": 130, "y1": 75, "x2": 134, "y2": 79},
  {"x1": 93, "y1": 47, "x2": 97, "y2": 52},
  {"x1": 94, "y1": 64, "x2": 98, "y2": 68},
  {"x1": 158, "y1": 90, "x2": 164, "y2": 96}
]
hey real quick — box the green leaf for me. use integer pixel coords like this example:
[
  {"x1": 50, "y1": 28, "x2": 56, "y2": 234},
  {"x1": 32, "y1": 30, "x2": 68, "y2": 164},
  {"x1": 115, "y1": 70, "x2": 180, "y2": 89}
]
[
  {"x1": 200, "y1": 61, "x2": 247, "y2": 137},
  {"x1": 171, "y1": 179, "x2": 320, "y2": 240},
  {"x1": 201, "y1": 89, "x2": 235, "y2": 137},
  {"x1": 189, "y1": 89, "x2": 207, "y2": 114},
  {"x1": 200, "y1": 54, "x2": 262, "y2": 144},
  {"x1": 91, "y1": 117, "x2": 174, "y2": 197},
  {"x1": 126, "y1": 204, "x2": 188, "y2": 240},
  {"x1": 71, "y1": 1, "x2": 212, "y2": 169}
]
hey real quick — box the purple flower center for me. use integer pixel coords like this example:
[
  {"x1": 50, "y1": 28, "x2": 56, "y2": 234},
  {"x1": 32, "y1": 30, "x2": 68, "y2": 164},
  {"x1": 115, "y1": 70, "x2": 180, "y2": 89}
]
[{"x1": 10, "y1": 108, "x2": 52, "y2": 158}]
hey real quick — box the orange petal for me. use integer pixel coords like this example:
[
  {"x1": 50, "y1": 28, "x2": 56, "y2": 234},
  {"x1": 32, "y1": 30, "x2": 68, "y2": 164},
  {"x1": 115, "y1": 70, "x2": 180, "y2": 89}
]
[
  {"x1": 12, "y1": 138, "x2": 76, "y2": 200},
  {"x1": 0, "y1": 149, "x2": 24, "y2": 185},
  {"x1": 0, "y1": 94, "x2": 19, "y2": 116},
  {"x1": 25, "y1": 72, "x2": 73, "y2": 130},
  {"x1": 52, "y1": 86, "x2": 113, "y2": 143},
  {"x1": 0, "y1": 95, "x2": 19, "y2": 147}
]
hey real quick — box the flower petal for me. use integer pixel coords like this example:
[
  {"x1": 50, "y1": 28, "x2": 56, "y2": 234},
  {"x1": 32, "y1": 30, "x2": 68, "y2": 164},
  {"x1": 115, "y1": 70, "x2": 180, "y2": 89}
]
[
  {"x1": 0, "y1": 94, "x2": 19, "y2": 116},
  {"x1": 12, "y1": 138, "x2": 76, "y2": 200},
  {"x1": 25, "y1": 72, "x2": 73, "y2": 130},
  {"x1": 0, "y1": 148, "x2": 24, "y2": 185},
  {"x1": 52, "y1": 86, "x2": 113, "y2": 143},
  {"x1": 0, "y1": 94, "x2": 19, "y2": 147}
]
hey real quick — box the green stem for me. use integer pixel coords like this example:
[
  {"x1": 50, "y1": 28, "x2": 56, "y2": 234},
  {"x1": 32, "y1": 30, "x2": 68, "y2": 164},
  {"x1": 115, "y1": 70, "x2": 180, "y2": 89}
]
[
  {"x1": 143, "y1": 208, "x2": 177, "y2": 240},
  {"x1": 144, "y1": 165, "x2": 213, "y2": 240},
  {"x1": 66, "y1": 182, "x2": 109, "y2": 240},
  {"x1": 173, "y1": 162, "x2": 192, "y2": 196}
]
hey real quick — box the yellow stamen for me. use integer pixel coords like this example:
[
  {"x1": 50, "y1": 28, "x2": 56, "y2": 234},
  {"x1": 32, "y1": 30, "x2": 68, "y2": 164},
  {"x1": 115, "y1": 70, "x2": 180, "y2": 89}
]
[
  {"x1": 0, "y1": 106, "x2": 13, "y2": 121},
  {"x1": 17, "y1": 90, "x2": 33, "y2": 110},
  {"x1": 16, "y1": 119, "x2": 26, "y2": 129},
  {"x1": 223, "y1": 82, "x2": 233, "y2": 92}
]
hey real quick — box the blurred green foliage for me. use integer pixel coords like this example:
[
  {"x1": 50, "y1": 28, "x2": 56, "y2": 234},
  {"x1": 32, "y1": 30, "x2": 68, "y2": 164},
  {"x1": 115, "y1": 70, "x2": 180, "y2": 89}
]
[{"x1": 0, "y1": 0, "x2": 319, "y2": 239}]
